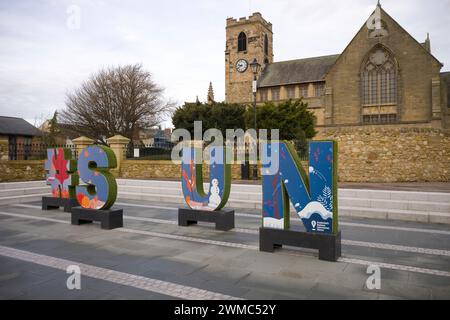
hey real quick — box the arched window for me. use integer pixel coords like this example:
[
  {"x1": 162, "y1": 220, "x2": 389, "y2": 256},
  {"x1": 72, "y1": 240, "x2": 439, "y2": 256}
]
[
  {"x1": 361, "y1": 47, "x2": 398, "y2": 124},
  {"x1": 238, "y1": 32, "x2": 247, "y2": 52},
  {"x1": 264, "y1": 34, "x2": 269, "y2": 56}
]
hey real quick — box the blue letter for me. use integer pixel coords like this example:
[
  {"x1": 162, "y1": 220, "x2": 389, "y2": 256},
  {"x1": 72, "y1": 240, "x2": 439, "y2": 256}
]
[{"x1": 261, "y1": 141, "x2": 338, "y2": 234}]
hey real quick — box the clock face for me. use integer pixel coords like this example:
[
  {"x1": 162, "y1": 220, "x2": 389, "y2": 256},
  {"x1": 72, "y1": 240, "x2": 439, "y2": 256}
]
[{"x1": 236, "y1": 59, "x2": 248, "y2": 73}]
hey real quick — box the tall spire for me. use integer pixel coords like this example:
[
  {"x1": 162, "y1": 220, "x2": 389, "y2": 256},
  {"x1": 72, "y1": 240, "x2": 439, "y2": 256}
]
[
  {"x1": 207, "y1": 82, "x2": 215, "y2": 105},
  {"x1": 424, "y1": 32, "x2": 431, "y2": 53},
  {"x1": 377, "y1": 0, "x2": 381, "y2": 7}
]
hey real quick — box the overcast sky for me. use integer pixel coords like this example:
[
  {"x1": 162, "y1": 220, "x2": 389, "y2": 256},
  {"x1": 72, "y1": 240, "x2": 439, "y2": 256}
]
[{"x1": 0, "y1": 0, "x2": 449, "y2": 127}]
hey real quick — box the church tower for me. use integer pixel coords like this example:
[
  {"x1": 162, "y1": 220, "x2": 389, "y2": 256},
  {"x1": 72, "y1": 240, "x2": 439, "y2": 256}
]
[{"x1": 225, "y1": 12, "x2": 273, "y2": 104}]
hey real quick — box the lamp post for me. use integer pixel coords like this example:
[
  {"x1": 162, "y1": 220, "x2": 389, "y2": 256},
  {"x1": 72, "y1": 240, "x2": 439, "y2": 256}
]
[{"x1": 250, "y1": 58, "x2": 261, "y2": 180}]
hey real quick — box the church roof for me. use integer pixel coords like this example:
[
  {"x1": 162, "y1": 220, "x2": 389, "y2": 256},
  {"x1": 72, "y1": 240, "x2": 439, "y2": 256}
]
[{"x1": 258, "y1": 54, "x2": 340, "y2": 88}]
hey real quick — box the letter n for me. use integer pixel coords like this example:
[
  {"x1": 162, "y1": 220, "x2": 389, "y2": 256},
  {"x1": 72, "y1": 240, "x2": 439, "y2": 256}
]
[{"x1": 261, "y1": 141, "x2": 338, "y2": 234}]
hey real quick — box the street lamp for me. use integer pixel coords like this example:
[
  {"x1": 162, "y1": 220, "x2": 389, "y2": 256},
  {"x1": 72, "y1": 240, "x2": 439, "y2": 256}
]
[{"x1": 250, "y1": 58, "x2": 261, "y2": 180}]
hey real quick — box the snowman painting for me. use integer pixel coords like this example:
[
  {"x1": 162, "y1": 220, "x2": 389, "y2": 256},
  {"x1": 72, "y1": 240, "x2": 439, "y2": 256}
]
[{"x1": 208, "y1": 179, "x2": 222, "y2": 208}]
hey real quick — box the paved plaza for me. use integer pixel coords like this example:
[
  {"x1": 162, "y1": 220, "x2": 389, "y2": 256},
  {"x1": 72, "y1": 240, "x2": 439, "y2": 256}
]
[{"x1": 0, "y1": 197, "x2": 449, "y2": 300}]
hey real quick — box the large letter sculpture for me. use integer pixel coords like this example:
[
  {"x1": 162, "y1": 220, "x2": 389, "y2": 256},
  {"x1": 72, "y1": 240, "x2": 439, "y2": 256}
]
[
  {"x1": 76, "y1": 145, "x2": 117, "y2": 210},
  {"x1": 260, "y1": 140, "x2": 341, "y2": 261},
  {"x1": 43, "y1": 148, "x2": 79, "y2": 212},
  {"x1": 181, "y1": 146, "x2": 231, "y2": 211},
  {"x1": 178, "y1": 145, "x2": 234, "y2": 230},
  {"x1": 71, "y1": 145, "x2": 123, "y2": 230}
]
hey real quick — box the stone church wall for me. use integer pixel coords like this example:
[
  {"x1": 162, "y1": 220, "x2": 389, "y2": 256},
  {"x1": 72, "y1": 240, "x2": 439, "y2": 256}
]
[{"x1": 317, "y1": 125, "x2": 450, "y2": 182}]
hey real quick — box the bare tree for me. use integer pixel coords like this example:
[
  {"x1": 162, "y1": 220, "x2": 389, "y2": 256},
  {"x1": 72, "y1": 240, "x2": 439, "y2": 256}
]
[{"x1": 60, "y1": 64, "x2": 173, "y2": 144}]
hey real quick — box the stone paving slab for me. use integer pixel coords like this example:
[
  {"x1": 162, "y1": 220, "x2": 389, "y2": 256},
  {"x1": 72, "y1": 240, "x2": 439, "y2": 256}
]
[{"x1": 0, "y1": 201, "x2": 449, "y2": 300}]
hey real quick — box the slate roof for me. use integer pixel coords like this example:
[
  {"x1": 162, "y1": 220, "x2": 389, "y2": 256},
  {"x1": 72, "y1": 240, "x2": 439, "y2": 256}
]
[
  {"x1": 0, "y1": 116, "x2": 41, "y2": 136},
  {"x1": 258, "y1": 54, "x2": 340, "y2": 88},
  {"x1": 442, "y1": 72, "x2": 450, "y2": 107}
]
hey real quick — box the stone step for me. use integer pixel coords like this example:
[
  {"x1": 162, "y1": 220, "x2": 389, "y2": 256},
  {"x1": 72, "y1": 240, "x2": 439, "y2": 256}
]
[
  {"x1": 338, "y1": 197, "x2": 450, "y2": 213},
  {"x1": 117, "y1": 185, "x2": 262, "y2": 201},
  {"x1": 0, "y1": 187, "x2": 50, "y2": 197},
  {"x1": 1, "y1": 179, "x2": 448, "y2": 224},
  {"x1": 0, "y1": 180, "x2": 46, "y2": 190},
  {"x1": 339, "y1": 206, "x2": 450, "y2": 225},
  {"x1": 116, "y1": 192, "x2": 450, "y2": 225},
  {"x1": 338, "y1": 189, "x2": 450, "y2": 203},
  {"x1": 117, "y1": 185, "x2": 449, "y2": 213},
  {"x1": 0, "y1": 193, "x2": 50, "y2": 206},
  {"x1": 116, "y1": 179, "x2": 450, "y2": 203}
]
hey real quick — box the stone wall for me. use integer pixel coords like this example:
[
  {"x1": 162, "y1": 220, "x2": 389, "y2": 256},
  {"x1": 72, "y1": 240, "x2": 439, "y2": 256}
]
[
  {"x1": 120, "y1": 160, "x2": 245, "y2": 180},
  {"x1": 0, "y1": 160, "x2": 45, "y2": 182},
  {"x1": 119, "y1": 160, "x2": 309, "y2": 181},
  {"x1": 317, "y1": 125, "x2": 450, "y2": 182},
  {"x1": 1, "y1": 126, "x2": 448, "y2": 183}
]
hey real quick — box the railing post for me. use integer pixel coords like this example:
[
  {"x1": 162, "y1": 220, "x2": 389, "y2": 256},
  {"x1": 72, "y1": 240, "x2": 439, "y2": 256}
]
[
  {"x1": 106, "y1": 135, "x2": 130, "y2": 174},
  {"x1": 72, "y1": 136, "x2": 94, "y2": 158}
]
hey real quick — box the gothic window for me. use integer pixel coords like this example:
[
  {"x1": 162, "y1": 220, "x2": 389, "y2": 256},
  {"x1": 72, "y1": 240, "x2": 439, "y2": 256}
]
[
  {"x1": 287, "y1": 86, "x2": 296, "y2": 99},
  {"x1": 260, "y1": 88, "x2": 268, "y2": 102},
  {"x1": 362, "y1": 49, "x2": 397, "y2": 106},
  {"x1": 264, "y1": 34, "x2": 269, "y2": 56},
  {"x1": 238, "y1": 32, "x2": 247, "y2": 52},
  {"x1": 271, "y1": 88, "x2": 280, "y2": 101},
  {"x1": 300, "y1": 84, "x2": 308, "y2": 98},
  {"x1": 361, "y1": 47, "x2": 398, "y2": 124},
  {"x1": 315, "y1": 83, "x2": 325, "y2": 97}
]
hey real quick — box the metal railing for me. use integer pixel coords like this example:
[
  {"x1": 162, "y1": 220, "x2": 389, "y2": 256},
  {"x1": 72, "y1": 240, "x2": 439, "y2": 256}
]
[{"x1": 6, "y1": 143, "x2": 77, "y2": 160}]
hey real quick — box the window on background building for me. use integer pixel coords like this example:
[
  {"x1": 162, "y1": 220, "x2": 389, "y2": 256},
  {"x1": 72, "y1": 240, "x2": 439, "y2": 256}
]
[
  {"x1": 287, "y1": 86, "x2": 296, "y2": 99},
  {"x1": 300, "y1": 84, "x2": 308, "y2": 98},
  {"x1": 271, "y1": 88, "x2": 280, "y2": 101},
  {"x1": 260, "y1": 89, "x2": 268, "y2": 102},
  {"x1": 238, "y1": 32, "x2": 247, "y2": 52},
  {"x1": 264, "y1": 34, "x2": 269, "y2": 56},
  {"x1": 361, "y1": 47, "x2": 398, "y2": 124},
  {"x1": 363, "y1": 114, "x2": 397, "y2": 124},
  {"x1": 315, "y1": 83, "x2": 325, "y2": 97}
]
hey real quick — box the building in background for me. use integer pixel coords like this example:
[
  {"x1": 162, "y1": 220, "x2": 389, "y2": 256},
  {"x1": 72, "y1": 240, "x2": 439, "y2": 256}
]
[
  {"x1": 0, "y1": 116, "x2": 41, "y2": 160},
  {"x1": 225, "y1": 4, "x2": 449, "y2": 130}
]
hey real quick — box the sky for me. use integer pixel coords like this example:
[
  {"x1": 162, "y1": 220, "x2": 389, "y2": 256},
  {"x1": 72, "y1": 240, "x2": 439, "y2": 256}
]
[{"x1": 0, "y1": 0, "x2": 449, "y2": 128}]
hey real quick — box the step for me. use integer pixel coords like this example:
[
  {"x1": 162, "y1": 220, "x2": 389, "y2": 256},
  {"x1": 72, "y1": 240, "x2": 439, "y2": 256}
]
[
  {"x1": 338, "y1": 189, "x2": 450, "y2": 203},
  {"x1": 117, "y1": 191, "x2": 260, "y2": 209},
  {"x1": 339, "y1": 206, "x2": 450, "y2": 225},
  {"x1": 117, "y1": 185, "x2": 263, "y2": 201},
  {"x1": 116, "y1": 179, "x2": 450, "y2": 203},
  {"x1": 0, "y1": 193, "x2": 50, "y2": 206},
  {"x1": 117, "y1": 185, "x2": 449, "y2": 213},
  {"x1": 338, "y1": 197, "x2": 450, "y2": 213},
  {"x1": 0, "y1": 180, "x2": 46, "y2": 190},
  {"x1": 0, "y1": 186, "x2": 51, "y2": 197},
  {"x1": 8, "y1": 180, "x2": 445, "y2": 213}
]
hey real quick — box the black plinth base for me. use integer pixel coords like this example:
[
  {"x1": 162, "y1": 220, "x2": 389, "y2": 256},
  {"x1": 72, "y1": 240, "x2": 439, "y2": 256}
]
[
  {"x1": 71, "y1": 207, "x2": 123, "y2": 230},
  {"x1": 259, "y1": 228, "x2": 341, "y2": 262},
  {"x1": 178, "y1": 208, "x2": 235, "y2": 231},
  {"x1": 42, "y1": 196, "x2": 79, "y2": 213}
]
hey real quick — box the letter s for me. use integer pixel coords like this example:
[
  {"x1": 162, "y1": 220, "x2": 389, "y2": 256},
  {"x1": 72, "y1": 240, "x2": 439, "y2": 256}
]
[{"x1": 76, "y1": 145, "x2": 117, "y2": 210}]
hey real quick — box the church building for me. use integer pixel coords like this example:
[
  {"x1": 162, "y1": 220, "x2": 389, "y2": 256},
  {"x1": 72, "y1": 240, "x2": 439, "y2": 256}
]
[{"x1": 224, "y1": 3, "x2": 450, "y2": 131}]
